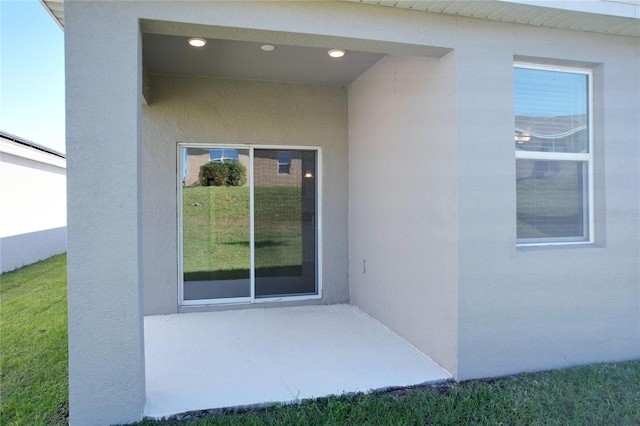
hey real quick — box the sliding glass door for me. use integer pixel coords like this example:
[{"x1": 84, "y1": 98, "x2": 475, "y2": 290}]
[
  {"x1": 254, "y1": 149, "x2": 317, "y2": 297},
  {"x1": 181, "y1": 147, "x2": 251, "y2": 302},
  {"x1": 180, "y1": 146, "x2": 319, "y2": 305}
]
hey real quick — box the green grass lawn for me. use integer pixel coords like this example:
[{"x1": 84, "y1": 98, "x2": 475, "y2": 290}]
[
  {"x1": 0, "y1": 254, "x2": 68, "y2": 425},
  {"x1": 2, "y1": 256, "x2": 640, "y2": 426},
  {"x1": 182, "y1": 186, "x2": 303, "y2": 279},
  {"x1": 183, "y1": 186, "x2": 251, "y2": 276},
  {"x1": 131, "y1": 361, "x2": 640, "y2": 425}
]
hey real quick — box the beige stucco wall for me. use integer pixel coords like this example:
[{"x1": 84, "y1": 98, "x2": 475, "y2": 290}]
[
  {"x1": 65, "y1": 2, "x2": 145, "y2": 424},
  {"x1": 348, "y1": 54, "x2": 459, "y2": 376},
  {"x1": 65, "y1": 0, "x2": 639, "y2": 424},
  {"x1": 452, "y1": 29, "x2": 640, "y2": 382},
  {"x1": 142, "y1": 75, "x2": 349, "y2": 315}
]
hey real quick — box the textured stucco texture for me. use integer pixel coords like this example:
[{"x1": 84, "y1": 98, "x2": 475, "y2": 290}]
[
  {"x1": 142, "y1": 76, "x2": 349, "y2": 315},
  {"x1": 64, "y1": 1, "x2": 639, "y2": 424}
]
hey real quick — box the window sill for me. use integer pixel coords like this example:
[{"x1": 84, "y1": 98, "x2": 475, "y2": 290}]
[{"x1": 516, "y1": 241, "x2": 602, "y2": 252}]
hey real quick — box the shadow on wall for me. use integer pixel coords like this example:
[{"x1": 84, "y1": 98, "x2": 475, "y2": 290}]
[{"x1": 1, "y1": 227, "x2": 67, "y2": 273}]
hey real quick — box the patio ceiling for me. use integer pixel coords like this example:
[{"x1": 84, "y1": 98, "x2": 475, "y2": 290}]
[{"x1": 142, "y1": 34, "x2": 387, "y2": 87}]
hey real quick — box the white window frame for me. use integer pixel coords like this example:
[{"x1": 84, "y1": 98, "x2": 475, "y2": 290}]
[
  {"x1": 177, "y1": 143, "x2": 323, "y2": 307},
  {"x1": 514, "y1": 62, "x2": 594, "y2": 247}
]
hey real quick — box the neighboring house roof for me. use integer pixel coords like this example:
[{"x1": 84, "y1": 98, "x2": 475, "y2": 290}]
[
  {"x1": 0, "y1": 130, "x2": 66, "y2": 161},
  {"x1": 40, "y1": 0, "x2": 639, "y2": 36}
]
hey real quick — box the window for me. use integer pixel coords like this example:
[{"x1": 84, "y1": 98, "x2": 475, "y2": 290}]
[
  {"x1": 210, "y1": 148, "x2": 238, "y2": 162},
  {"x1": 180, "y1": 145, "x2": 320, "y2": 305},
  {"x1": 277, "y1": 151, "x2": 291, "y2": 174},
  {"x1": 514, "y1": 63, "x2": 593, "y2": 245}
]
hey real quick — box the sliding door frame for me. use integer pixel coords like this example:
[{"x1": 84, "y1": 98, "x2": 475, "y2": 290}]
[{"x1": 177, "y1": 143, "x2": 322, "y2": 307}]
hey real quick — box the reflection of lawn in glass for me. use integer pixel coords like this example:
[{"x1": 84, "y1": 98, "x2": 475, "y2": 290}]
[
  {"x1": 182, "y1": 186, "x2": 302, "y2": 277},
  {"x1": 517, "y1": 175, "x2": 581, "y2": 238}
]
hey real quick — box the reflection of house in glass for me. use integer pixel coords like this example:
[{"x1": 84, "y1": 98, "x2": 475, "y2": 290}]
[
  {"x1": 184, "y1": 147, "x2": 306, "y2": 187},
  {"x1": 515, "y1": 114, "x2": 588, "y2": 154},
  {"x1": 255, "y1": 150, "x2": 305, "y2": 187},
  {"x1": 516, "y1": 114, "x2": 588, "y2": 181}
]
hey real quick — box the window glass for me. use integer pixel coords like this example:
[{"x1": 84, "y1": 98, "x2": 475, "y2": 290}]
[
  {"x1": 516, "y1": 160, "x2": 587, "y2": 240},
  {"x1": 210, "y1": 148, "x2": 239, "y2": 162},
  {"x1": 254, "y1": 149, "x2": 316, "y2": 297},
  {"x1": 515, "y1": 68, "x2": 588, "y2": 154},
  {"x1": 182, "y1": 148, "x2": 251, "y2": 301},
  {"x1": 180, "y1": 146, "x2": 319, "y2": 304},
  {"x1": 515, "y1": 65, "x2": 591, "y2": 244}
]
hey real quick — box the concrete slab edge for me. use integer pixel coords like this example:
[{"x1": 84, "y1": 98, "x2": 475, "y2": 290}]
[{"x1": 144, "y1": 377, "x2": 456, "y2": 422}]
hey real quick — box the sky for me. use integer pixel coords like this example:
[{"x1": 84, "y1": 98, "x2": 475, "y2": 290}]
[{"x1": 1, "y1": 0, "x2": 65, "y2": 154}]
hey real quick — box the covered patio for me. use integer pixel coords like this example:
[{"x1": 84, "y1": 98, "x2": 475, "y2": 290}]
[{"x1": 144, "y1": 304, "x2": 451, "y2": 419}]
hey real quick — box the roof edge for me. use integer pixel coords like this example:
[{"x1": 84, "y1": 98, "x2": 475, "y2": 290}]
[
  {"x1": 40, "y1": 0, "x2": 639, "y2": 36},
  {"x1": 0, "y1": 130, "x2": 66, "y2": 159},
  {"x1": 39, "y1": 0, "x2": 64, "y2": 30},
  {"x1": 501, "y1": 0, "x2": 639, "y2": 19},
  {"x1": 342, "y1": 0, "x2": 639, "y2": 37}
]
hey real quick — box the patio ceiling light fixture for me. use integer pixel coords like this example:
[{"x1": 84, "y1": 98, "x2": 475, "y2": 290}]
[
  {"x1": 261, "y1": 44, "x2": 276, "y2": 52},
  {"x1": 328, "y1": 49, "x2": 346, "y2": 58},
  {"x1": 188, "y1": 37, "x2": 207, "y2": 47}
]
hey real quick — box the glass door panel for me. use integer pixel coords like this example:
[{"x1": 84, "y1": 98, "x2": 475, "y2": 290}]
[
  {"x1": 182, "y1": 147, "x2": 251, "y2": 301},
  {"x1": 253, "y1": 149, "x2": 317, "y2": 297}
]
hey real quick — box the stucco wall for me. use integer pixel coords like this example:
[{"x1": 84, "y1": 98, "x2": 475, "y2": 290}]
[
  {"x1": 348, "y1": 54, "x2": 459, "y2": 376},
  {"x1": 142, "y1": 76, "x2": 349, "y2": 315},
  {"x1": 65, "y1": 0, "x2": 639, "y2": 423},
  {"x1": 0, "y1": 146, "x2": 67, "y2": 272},
  {"x1": 453, "y1": 30, "x2": 640, "y2": 382},
  {"x1": 65, "y1": 2, "x2": 145, "y2": 424}
]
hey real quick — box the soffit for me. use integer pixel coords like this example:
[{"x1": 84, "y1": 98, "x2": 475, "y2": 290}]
[
  {"x1": 142, "y1": 34, "x2": 387, "y2": 86},
  {"x1": 39, "y1": 0, "x2": 63, "y2": 29},
  {"x1": 40, "y1": 0, "x2": 639, "y2": 36},
  {"x1": 339, "y1": 0, "x2": 640, "y2": 37}
]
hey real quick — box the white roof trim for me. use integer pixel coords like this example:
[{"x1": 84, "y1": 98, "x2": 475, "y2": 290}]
[
  {"x1": 0, "y1": 130, "x2": 65, "y2": 157},
  {"x1": 503, "y1": 0, "x2": 639, "y2": 19},
  {"x1": 41, "y1": 0, "x2": 639, "y2": 36},
  {"x1": 0, "y1": 138, "x2": 66, "y2": 169},
  {"x1": 341, "y1": 0, "x2": 640, "y2": 36},
  {"x1": 39, "y1": 0, "x2": 64, "y2": 29}
]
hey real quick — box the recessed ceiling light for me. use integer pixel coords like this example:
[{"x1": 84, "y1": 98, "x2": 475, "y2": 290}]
[
  {"x1": 328, "y1": 49, "x2": 345, "y2": 58},
  {"x1": 261, "y1": 44, "x2": 276, "y2": 52},
  {"x1": 188, "y1": 38, "x2": 206, "y2": 47}
]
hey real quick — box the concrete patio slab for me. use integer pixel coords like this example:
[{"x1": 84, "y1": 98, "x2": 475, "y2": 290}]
[{"x1": 144, "y1": 304, "x2": 451, "y2": 419}]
